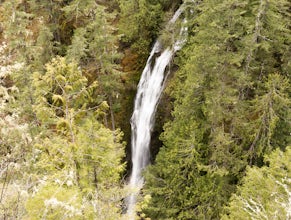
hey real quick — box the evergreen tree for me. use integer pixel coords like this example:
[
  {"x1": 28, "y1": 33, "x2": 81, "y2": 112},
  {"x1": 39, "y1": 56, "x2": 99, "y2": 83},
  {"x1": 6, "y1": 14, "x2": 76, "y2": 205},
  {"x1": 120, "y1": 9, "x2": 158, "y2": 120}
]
[
  {"x1": 222, "y1": 147, "x2": 291, "y2": 220},
  {"x1": 0, "y1": 1, "x2": 128, "y2": 219},
  {"x1": 25, "y1": 56, "x2": 126, "y2": 219},
  {"x1": 0, "y1": 0, "x2": 290, "y2": 218},
  {"x1": 64, "y1": 0, "x2": 123, "y2": 130},
  {"x1": 143, "y1": 0, "x2": 291, "y2": 219},
  {"x1": 118, "y1": 0, "x2": 164, "y2": 64},
  {"x1": 0, "y1": 0, "x2": 33, "y2": 56}
]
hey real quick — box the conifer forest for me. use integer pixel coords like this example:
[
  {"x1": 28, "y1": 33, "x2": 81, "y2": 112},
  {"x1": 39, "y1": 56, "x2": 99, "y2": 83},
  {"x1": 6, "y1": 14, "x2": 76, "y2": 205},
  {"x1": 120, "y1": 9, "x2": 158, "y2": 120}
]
[{"x1": 0, "y1": 0, "x2": 290, "y2": 219}]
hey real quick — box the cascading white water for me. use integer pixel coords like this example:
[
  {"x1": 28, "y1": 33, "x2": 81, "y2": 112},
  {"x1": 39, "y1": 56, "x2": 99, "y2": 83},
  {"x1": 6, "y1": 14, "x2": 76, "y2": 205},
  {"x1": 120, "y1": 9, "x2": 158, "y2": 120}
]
[{"x1": 126, "y1": 5, "x2": 188, "y2": 218}]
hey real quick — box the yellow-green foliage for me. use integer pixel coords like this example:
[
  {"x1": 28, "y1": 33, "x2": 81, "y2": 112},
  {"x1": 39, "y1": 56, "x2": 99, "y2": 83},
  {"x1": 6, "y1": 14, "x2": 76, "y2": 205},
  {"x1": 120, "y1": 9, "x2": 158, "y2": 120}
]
[
  {"x1": 27, "y1": 55, "x2": 126, "y2": 219},
  {"x1": 25, "y1": 184, "x2": 82, "y2": 220},
  {"x1": 0, "y1": 1, "x2": 127, "y2": 219},
  {"x1": 32, "y1": 56, "x2": 98, "y2": 128},
  {"x1": 223, "y1": 147, "x2": 291, "y2": 220}
]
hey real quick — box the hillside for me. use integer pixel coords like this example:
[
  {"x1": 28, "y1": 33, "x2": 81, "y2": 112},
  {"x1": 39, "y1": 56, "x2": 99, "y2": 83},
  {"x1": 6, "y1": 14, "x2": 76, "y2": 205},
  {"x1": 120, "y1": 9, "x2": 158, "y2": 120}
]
[{"x1": 0, "y1": 0, "x2": 290, "y2": 219}]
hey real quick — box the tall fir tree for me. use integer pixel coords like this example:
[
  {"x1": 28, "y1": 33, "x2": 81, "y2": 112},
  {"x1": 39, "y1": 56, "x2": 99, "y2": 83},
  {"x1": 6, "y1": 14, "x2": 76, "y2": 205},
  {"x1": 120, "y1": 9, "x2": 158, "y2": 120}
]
[{"x1": 143, "y1": 0, "x2": 291, "y2": 219}]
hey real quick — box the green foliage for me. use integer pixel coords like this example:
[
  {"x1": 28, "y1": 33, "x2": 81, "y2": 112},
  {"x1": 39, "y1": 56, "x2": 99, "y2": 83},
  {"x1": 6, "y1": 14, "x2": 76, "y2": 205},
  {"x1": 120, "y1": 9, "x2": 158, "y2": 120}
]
[
  {"x1": 27, "y1": 116, "x2": 126, "y2": 218},
  {"x1": 222, "y1": 147, "x2": 291, "y2": 220},
  {"x1": 32, "y1": 24, "x2": 54, "y2": 71},
  {"x1": 32, "y1": 56, "x2": 98, "y2": 128},
  {"x1": 66, "y1": 27, "x2": 87, "y2": 63},
  {"x1": 65, "y1": 1, "x2": 121, "y2": 68},
  {"x1": 247, "y1": 74, "x2": 290, "y2": 160},
  {"x1": 118, "y1": 0, "x2": 161, "y2": 43},
  {"x1": 0, "y1": 42, "x2": 32, "y2": 219},
  {"x1": 75, "y1": 119, "x2": 125, "y2": 187},
  {"x1": 64, "y1": 0, "x2": 124, "y2": 130},
  {"x1": 1, "y1": 1, "x2": 34, "y2": 56},
  {"x1": 0, "y1": 0, "x2": 290, "y2": 219},
  {"x1": 118, "y1": 0, "x2": 164, "y2": 61},
  {"x1": 27, "y1": 56, "x2": 126, "y2": 219},
  {"x1": 143, "y1": 0, "x2": 291, "y2": 219},
  {"x1": 26, "y1": 185, "x2": 83, "y2": 220}
]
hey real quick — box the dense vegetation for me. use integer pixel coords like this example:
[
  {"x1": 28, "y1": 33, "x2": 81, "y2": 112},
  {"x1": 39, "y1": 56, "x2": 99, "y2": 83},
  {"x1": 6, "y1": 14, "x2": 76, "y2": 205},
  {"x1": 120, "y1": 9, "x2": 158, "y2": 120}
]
[
  {"x1": 0, "y1": 0, "x2": 290, "y2": 219},
  {"x1": 143, "y1": 0, "x2": 291, "y2": 219}
]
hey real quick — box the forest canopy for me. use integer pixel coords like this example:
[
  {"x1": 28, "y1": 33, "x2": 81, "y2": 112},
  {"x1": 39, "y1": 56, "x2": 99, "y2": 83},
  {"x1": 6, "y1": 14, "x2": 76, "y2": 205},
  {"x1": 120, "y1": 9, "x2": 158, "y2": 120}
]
[{"x1": 0, "y1": 0, "x2": 290, "y2": 219}]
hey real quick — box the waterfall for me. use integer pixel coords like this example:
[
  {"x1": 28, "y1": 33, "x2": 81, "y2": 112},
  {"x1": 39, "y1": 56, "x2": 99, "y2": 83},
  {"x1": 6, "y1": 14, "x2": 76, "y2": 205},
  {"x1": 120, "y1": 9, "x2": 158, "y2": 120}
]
[{"x1": 126, "y1": 5, "x2": 188, "y2": 218}]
